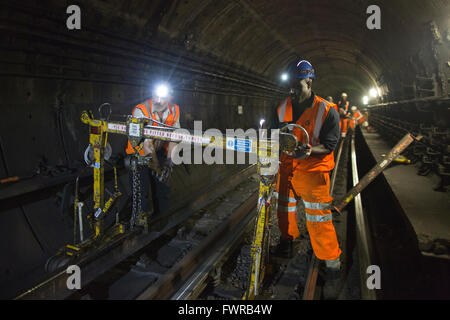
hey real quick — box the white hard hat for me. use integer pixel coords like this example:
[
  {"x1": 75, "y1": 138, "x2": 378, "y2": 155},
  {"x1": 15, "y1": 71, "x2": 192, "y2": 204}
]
[
  {"x1": 351, "y1": 106, "x2": 357, "y2": 111},
  {"x1": 341, "y1": 92, "x2": 348, "y2": 97}
]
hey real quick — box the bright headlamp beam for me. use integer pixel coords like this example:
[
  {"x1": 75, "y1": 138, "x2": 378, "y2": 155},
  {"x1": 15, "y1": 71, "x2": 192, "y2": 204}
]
[
  {"x1": 281, "y1": 73, "x2": 288, "y2": 81},
  {"x1": 155, "y1": 85, "x2": 169, "y2": 98}
]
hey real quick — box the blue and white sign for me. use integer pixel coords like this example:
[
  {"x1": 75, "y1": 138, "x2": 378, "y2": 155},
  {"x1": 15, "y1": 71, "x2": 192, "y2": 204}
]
[{"x1": 226, "y1": 137, "x2": 252, "y2": 153}]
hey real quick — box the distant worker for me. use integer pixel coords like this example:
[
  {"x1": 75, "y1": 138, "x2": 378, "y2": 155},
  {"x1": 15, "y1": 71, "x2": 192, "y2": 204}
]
[
  {"x1": 125, "y1": 83, "x2": 180, "y2": 217},
  {"x1": 348, "y1": 106, "x2": 368, "y2": 131},
  {"x1": 271, "y1": 60, "x2": 342, "y2": 274},
  {"x1": 337, "y1": 93, "x2": 350, "y2": 137},
  {"x1": 326, "y1": 96, "x2": 338, "y2": 112}
]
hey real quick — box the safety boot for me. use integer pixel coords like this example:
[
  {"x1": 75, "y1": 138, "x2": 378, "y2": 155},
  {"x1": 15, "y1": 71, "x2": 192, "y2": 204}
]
[
  {"x1": 271, "y1": 236, "x2": 294, "y2": 259},
  {"x1": 322, "y1": 258, "x2": 343, "y2": 300}
]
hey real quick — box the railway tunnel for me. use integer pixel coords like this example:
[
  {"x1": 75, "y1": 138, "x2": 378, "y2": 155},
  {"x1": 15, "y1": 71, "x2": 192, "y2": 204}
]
[{"x1": 1, "y1": 0, "x2": 449, "y2": 301}]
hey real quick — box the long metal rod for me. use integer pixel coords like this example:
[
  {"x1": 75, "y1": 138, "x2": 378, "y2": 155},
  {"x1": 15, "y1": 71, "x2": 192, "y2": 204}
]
[
  {"x1": 350, "y1": 133, "x2": 376, "y2": 300},
  {"x1": 333, "y1": 132, "x2": 419, "y2": 213},
  {"x1": 78, "y1": 202, "x2": 84, "y2": 243}
]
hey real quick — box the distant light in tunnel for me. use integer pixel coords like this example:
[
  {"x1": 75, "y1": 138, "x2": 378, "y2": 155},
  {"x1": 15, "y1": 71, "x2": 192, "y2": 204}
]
[
  {"x1": 363, "y1": 96, "x2": 369, "y2": 105},
  {"x1": 369, "y1": 88, "x2": 378, "y2": 98},
  {"x1": 281, "y1": 73, "x2": 288, "y2": 81}
]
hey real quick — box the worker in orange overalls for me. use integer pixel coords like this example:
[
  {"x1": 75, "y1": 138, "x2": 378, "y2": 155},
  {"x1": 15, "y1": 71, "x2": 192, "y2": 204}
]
[
  {"x1": 348, "y1": 106, "x2": 368, "y2": 131},
  {"x1": 326, "y1": 96, "x2": 339, "y2": 112},
  {"x1": 271, "y1": 60, "x2": 342, "y2": 272},
  {"x1": 337, "y1": 93, "x2": 350, "y2": 138},
  {"x1": 125, "y1": 82, "x2": 180, "y2": 217}
]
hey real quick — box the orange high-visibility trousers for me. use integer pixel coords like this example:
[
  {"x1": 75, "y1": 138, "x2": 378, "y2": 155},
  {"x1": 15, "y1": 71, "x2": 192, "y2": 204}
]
[
  {"x1": 340, "y1": 117, "x2": 348, "y2": 137},
  {"x1": 275, "y1": 169, "x2": 342, "y2": 261}
]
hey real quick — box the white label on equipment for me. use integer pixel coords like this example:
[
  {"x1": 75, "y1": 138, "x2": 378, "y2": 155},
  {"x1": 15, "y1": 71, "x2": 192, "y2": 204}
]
[
  {"x1": 108, "y1": 123, "x2": 127, "y2": 132},
  {"x1": 94, "y1": 208, "x2": 103, "y2": 218},
  {"x1": 143, "y1": 128, "x2": 207, "y2": 145},
  {"x1": 379, "y1": 160, "x2": 388, "y2": 168},
  {"x1": 128, "y1": 123, "x2": 140, "y2": 137}
]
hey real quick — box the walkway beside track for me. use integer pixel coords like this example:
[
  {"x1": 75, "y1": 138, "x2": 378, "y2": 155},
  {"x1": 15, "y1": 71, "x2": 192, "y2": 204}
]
[{"x1": 361, "y1": 129, "x2": 450, "y2": 250}]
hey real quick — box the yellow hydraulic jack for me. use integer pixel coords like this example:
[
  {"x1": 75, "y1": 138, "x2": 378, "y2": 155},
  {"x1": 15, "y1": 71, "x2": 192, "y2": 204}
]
[
  {"x1": 47, "y1": 106, "x2": 307, "y2": 300},
  {"x1": 242, "y1": 123, "x2": 309, "y2": 299}
]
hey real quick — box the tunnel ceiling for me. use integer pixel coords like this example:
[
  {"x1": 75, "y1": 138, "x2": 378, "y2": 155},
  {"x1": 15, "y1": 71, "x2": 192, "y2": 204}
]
[
  {"x1": 3, "y1": 0, "x2": 450, "y2": 102},
  {"x1": 75, "y1": 0, "x2": 450, "y2": 102}
]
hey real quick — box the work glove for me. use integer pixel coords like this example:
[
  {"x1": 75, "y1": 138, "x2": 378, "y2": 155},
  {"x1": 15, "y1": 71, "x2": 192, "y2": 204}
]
[
  {"x1": 293, "y1": 143, "x2": 312, "y2": 160},
  {"x1": 156, "y1": 158, "x2": 173, "y2": 183}
]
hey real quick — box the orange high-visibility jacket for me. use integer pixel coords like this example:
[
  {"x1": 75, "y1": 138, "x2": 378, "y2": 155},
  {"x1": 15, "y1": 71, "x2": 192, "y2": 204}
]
[
  {"x1": 349, "y1": 110, "x2": 365, "y2": 129},
  {"x1": 125, "y1": 100, "x2": 180, "y2": 155},
  {"x1": 277, "y1": 96, "x2": 335, "y2": 172}
]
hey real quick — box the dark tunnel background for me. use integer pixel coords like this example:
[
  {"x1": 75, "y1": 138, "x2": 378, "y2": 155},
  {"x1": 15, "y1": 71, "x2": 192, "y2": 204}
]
[{"x1": 0, "y1": 0, "x2": 449, "y2": 298}]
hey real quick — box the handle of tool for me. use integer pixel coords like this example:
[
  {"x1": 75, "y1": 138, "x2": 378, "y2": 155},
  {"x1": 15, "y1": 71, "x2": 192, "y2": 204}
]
[{"x1": 333, "y1": 133, "x2": 420, "y2": 214}]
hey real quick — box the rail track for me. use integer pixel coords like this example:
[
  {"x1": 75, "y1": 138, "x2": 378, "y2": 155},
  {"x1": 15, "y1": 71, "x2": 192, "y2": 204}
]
[
  {"x1": 16, "y1": 130, "x2": 377, "y2": 300},
  {"x1": 301, "y1": 130, "x2": 376, "y2": 300},
  {"x1": 123, "y1": 133, "x2": 364, "y2": 301}
]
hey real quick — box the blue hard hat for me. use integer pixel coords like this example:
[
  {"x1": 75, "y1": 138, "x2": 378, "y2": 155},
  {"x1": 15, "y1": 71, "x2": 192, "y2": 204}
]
[{"x1": 294, "y1": 60, "x2": 315, "y2": 80}]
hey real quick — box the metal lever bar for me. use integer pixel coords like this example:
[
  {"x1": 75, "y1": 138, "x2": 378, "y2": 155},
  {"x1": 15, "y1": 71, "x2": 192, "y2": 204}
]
[{"x1": 333, "y1": 133, "x2": 421, "y2": 214}]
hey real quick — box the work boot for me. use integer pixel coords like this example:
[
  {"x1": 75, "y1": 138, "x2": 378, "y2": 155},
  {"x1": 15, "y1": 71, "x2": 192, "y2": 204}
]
[
  {"x1": 322, "y1": 258, "x2": 343, "y2": 300},
  {"x1": 271, "y1": 236, "x2": 294, "y2": 259}
]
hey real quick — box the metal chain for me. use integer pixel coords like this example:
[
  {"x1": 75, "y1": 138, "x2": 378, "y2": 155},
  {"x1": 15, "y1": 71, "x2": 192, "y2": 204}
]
[{"x1": 130, "y1": 159, "x2": 142, "y2": 230}]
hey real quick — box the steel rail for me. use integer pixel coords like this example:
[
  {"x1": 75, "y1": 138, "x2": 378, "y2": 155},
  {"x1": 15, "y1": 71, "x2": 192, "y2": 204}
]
[
  {"x1": 136, "y1": 192, "x2": 258, "y2": 300},
  {"x1": 367, "y1": 95, "x2": 450, "y2": 108},
  {"x1": 170, "y1": 202, "x2": 255, "y2": 300},
  {"x1": 14, "y1": 165, "x2": 256, "y2": 300},
  {"x1": 350, "y1": 132, "x2": 376, "y2": 300},
  {"x1": 303, "y1": 130, "x2": 418, "y2": 300},
  {"x1": 302, "y1": 138, "x2": 345, "y2": 300}
]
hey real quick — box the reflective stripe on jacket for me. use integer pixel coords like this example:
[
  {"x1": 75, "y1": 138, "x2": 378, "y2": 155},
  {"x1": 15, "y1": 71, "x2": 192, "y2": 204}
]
[
  {"x1": 277, "y1": 95, "x2": 335, "y2": 172},
  {"x1": 125, "y1": 100, "x2": 180, "y2": 155}
]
